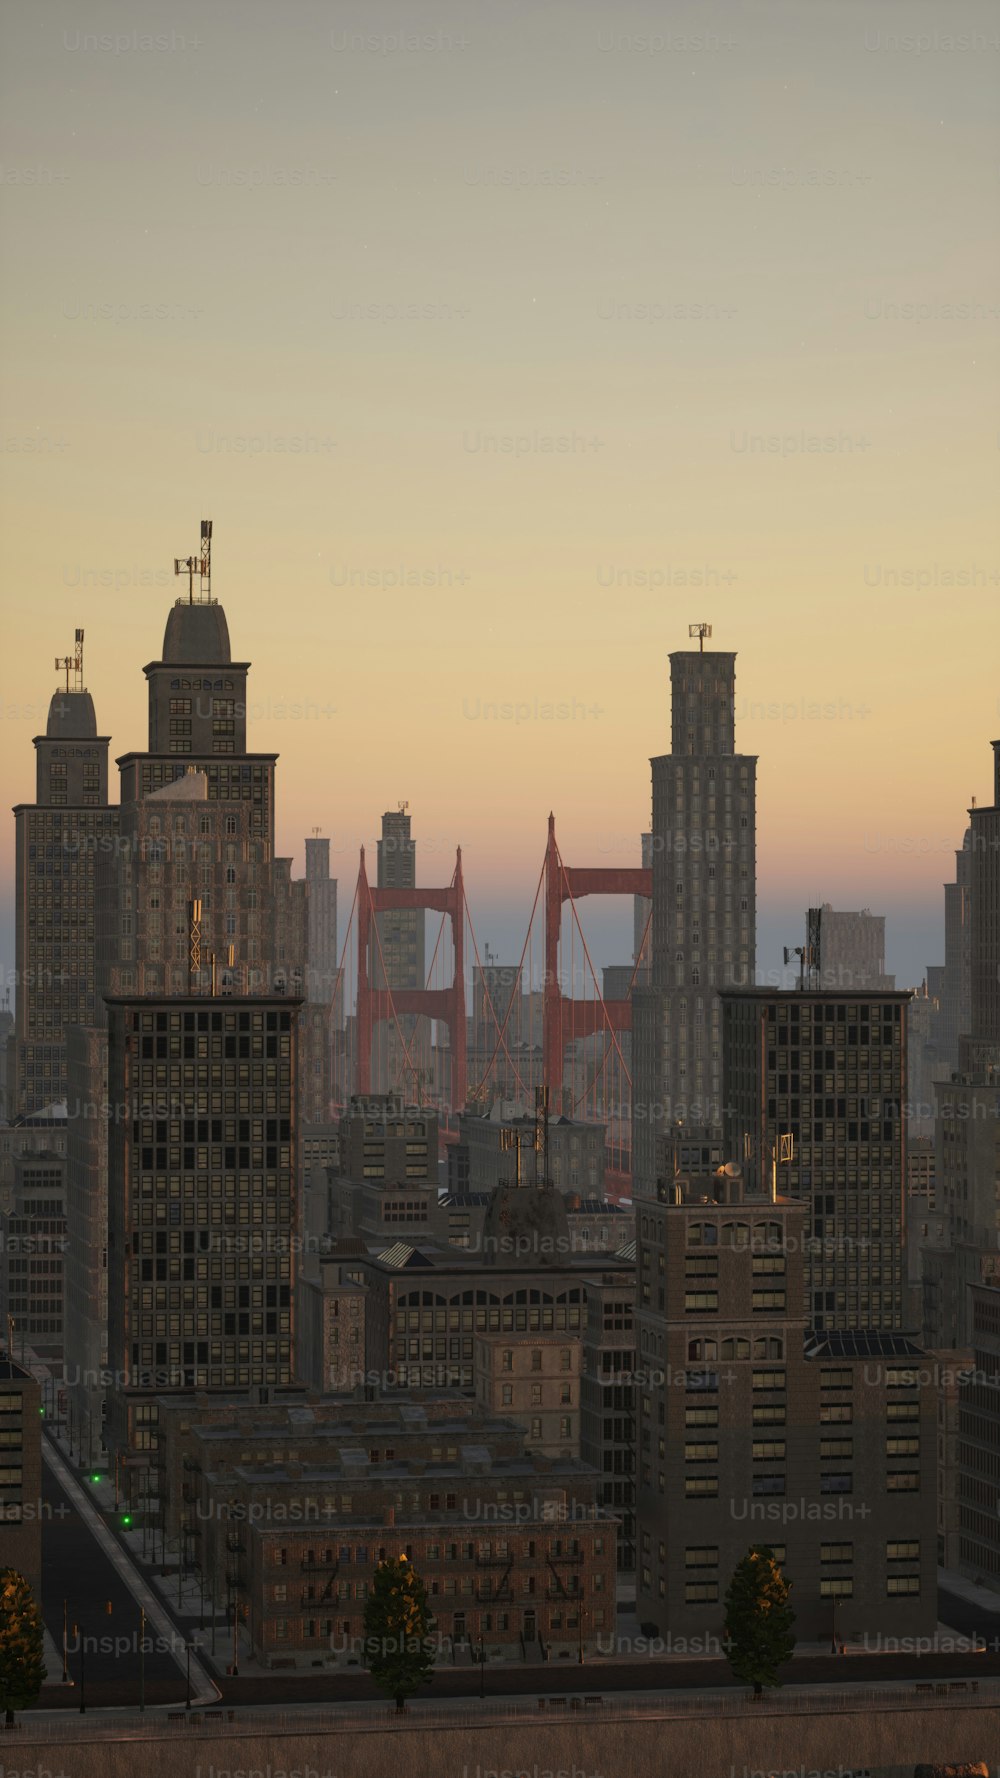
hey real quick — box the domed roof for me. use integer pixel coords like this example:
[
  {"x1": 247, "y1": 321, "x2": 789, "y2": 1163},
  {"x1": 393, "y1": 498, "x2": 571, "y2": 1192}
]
[
  {"x1": 161, "y1": 600, "x2": 232, "y2": 666},
  {"x1": 46, "y1": 690, "x2": 98, "y2": 739}
]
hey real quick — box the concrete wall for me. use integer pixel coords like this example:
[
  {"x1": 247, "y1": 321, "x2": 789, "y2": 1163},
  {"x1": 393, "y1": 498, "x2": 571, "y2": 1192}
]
[{"x1": 4, "y1": 1697, "x2": 997, "y2": 1778}]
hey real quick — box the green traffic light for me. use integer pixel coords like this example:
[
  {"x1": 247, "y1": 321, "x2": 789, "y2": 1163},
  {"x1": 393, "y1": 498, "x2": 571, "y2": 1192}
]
[
  {"x1": 91, "y1": 1474, "x2": 101, "y2": 1484},
  {"x1": 122, "y1": 1515, "x2": 132, "y2": 1526}
]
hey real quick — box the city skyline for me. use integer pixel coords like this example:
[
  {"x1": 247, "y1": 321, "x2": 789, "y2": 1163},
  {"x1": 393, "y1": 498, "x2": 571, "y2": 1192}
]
[
  {"x1": 2, "y1": 0, "x2": 998, "y2": 998},
  {"x1": 1, "y1": 570, "x2": 994, "y2": 1001}
]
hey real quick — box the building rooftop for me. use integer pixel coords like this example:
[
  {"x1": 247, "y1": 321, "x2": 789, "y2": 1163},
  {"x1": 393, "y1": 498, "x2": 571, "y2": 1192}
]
[
  {"x1": 44, "y1": 689, "x2": 99, "y2": 739},
  {"x1": 803, "y1": 1330, "x2": 926, "y2": 1360},
  {"x1": 160, "y1": 599, "x2": 232, "y2": 666}
]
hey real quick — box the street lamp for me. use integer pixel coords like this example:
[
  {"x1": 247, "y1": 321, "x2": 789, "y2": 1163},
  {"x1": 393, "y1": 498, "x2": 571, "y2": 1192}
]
[
  {"x1": 186, "y1": 1636, "x2": 195, "y2": 1709},
  {"x1": 577, "y1": 1599, "x2": 585, "y2": 1665},
  {"x1": 232, "y1": 1590, "x2": 240, "y2": 1677},
  {"x1": 478, "y1": 1632, "x2": 485, "y2": 1699},
  {"x1": 830, "y1": 1592, "x2": 838, "y2": 1656},
  {"x1": 139, "y1": 1605, "x2": 146, "y2": 1714},
  {"x1": 61, "y1": 1598, "x2": 71, "y2": 1685}
]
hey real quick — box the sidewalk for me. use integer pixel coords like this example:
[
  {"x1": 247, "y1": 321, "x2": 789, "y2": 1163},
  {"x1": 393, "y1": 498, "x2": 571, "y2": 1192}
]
[{"x1": 938, "y1": 1566, "x2": 1000, "y2": 1613}]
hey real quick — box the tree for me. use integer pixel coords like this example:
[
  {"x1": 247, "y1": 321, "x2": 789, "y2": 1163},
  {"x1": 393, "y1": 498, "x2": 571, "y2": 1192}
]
[
  {"x1": 722, "y1": 1545, "x2": 795, "y2": 1696},
  {"x1": 362, "y1": 1554, "x2": 436, "y2": 1712},
  {"x1": 0, "y1": 1569, "x2": 47, "y2": 1725}
]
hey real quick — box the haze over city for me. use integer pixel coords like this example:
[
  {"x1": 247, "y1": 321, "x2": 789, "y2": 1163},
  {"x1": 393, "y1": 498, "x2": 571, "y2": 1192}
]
[
  {"x1": 3, "y1": 0, "x2": 998, "y2": 993},
  {"x1": 1, "y1": 5, "x2": 998, "y2": 1776}
]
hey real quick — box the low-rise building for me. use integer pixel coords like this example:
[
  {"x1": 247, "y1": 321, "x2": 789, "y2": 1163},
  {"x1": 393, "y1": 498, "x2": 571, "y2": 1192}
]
[
  {"x1": 0, "y1": 1356, "x2": 42, "y2": 1600},
  {"x1": 474, "y1": 1333, "x2": 580, "y2": 1459}
]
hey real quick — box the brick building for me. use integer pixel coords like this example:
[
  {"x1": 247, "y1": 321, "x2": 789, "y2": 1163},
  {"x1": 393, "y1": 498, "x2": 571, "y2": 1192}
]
[{"x1": 635, "y1": 1170, "x2": 937, "y2": 1642}]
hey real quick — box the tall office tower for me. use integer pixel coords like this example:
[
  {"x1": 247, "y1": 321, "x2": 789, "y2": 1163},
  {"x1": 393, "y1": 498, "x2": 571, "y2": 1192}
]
[
  {"x1": 966, "y1": 742, "x2": 1000, "y2": 1066},
  {"x1": 928, "y1": 744, "x2": 1000, "y2": 1348},
  {"x1": 372, "y1": 805, "x2": 427, "y2": 1093},
  {"x1": 104, "y1": 994, "x2": 299, "y2": 1464},
  {"x1": 633, "y1": 832, "x2": 652, "y2": 984},
  {"x1": 936, "y1": 833, "x2": 973, "y2": 1071},
  {"x1": 304, "y1": 834, "x2": 338, "y2": 1007},
  {"x1": 634, "y1": 1170, "x2": 936, "y2": 1640},
  {"x1": 804, "y1": 904, "x2": 894, "y2": 991},
  {"x1": 721, "y1": 986, "x2": 910, "y2": 1330},
  {"x1": 12, "y1": 640, "x2": 117, "y2": 1113},
  {"x1": 70, "y1": 534, "x2": 308, "y2": 1470},
  {"x1": 632, "y1": 641, "x2": 757, "y2": 1196}
]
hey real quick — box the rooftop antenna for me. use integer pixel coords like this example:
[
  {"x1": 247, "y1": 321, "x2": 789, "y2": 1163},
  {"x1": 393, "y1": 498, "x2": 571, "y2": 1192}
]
[
  {"x1": 54, "y1": 628, "x2": 85, "y2": 694},
  {"x1": 688, "y1": 622, "x2": 712, "y2": 654},
  {"x1": 398, "y1": 800, "x2": 410, "y2": 815},
  {"x1": 174, "y1": 518, "x2": 213, "y2": 605}
]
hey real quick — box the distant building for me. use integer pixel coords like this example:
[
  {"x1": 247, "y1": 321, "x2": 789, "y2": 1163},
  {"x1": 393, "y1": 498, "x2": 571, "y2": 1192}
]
[
  {"x1": 456, "y1": 1105, "x2": 605, "y2": 1197},
  {"x1": 12, "y1": 668, "x2": 117, "y2": 1114},
  {"x1": 336, "y1": 1094, "x2": 436, "y2": 1189},
  {"x1": 804, "y1": 904, "x2": 894, "y2": 991},
  {"x1": 371, "y1": 808, "x2": 427, "y2": 1093}
]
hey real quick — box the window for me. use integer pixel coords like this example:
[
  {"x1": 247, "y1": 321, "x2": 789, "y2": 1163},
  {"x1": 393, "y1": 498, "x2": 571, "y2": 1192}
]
[
  {"x1": 886, "y1": 1473, "x2": 919, "y2": 1492},
  {"x1": 685, "y1": 1582, "x2": 718, "y2": 1603},
  {"x1": 885, "y1": 1438, "x2": 919, "y2": 1457},
  {"x1": 887, "y1": 1576, "x2": 920, "y2": 1595},
  {"x1": 820, "y1": 1543, "x2": 853, "y2": 1565},
  {"x1": 684, "y1": 1477, "x2": 718, "y2": 1497},
  {"x1": 820, "y1": 1474, "x2": 852, "y2": 1494},
  {"x1": 752, "y1": 1441, "x2": 786, "y2": 1461},
  {"x1": 685, "y1": 1293, "x2": 719, "y2": 1313},
  {"x1": 685, "y1": 1547, "x2": 719, "y2": 1568},
  {"x1": 684, "y1": 1443, "x2": 718, "y2": 1463},
  {"x1": 820, "y1": 1578, "x2": 853, "y2": 1598},
  {"x1": 886, "y1": 1541, "x2": 919, "y2": 1561}
]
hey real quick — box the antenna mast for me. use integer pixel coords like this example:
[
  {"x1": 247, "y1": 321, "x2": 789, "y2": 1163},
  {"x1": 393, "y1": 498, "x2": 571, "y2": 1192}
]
[
  {"x1": 688, "y1": 622, "x2": 713, "y2": 654},
  {"x1": 54, "y1": 628, "x2": 85, "y2": 694},
  {"x1": 174, "y1": 518, "x2": 213, "y2": 605}
]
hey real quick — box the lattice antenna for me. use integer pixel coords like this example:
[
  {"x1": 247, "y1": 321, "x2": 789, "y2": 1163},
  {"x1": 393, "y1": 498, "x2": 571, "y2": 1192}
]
[
  {"x1": 688, "y1": 621, "x2": 712, "y2": 654},
  {"x1": 54, "y1": 627, "x2": 85, "y2": 693},
  {"x1": 174, "y1": 518, "x2": 213, "y2": 604}
]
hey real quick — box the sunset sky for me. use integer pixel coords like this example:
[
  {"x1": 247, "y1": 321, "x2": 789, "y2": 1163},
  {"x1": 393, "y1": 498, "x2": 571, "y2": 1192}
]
[{"x1": 2, "y1": 0, "x2": 998, "y2": 996}]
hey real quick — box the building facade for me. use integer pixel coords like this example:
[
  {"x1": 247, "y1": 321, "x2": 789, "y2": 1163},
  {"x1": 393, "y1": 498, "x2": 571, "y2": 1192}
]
[
  {"x1": 722, "y1": 987, "x2": 911, "y2": 1330},
  {"x1": 104, "y1": 995, "x2": 299, "y2": 1469},
  {"x1": 635, "y1": 1173, "x2": 937, "y2": 1642},
  {"x1": 632, "y1": 645, "x2": 757, "y2": 1196}
]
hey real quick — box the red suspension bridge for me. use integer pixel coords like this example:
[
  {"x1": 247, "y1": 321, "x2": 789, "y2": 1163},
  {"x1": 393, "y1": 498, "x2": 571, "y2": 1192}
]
[{"x1": 329, "y1": 816, "x2": 651, "y2": 1192}]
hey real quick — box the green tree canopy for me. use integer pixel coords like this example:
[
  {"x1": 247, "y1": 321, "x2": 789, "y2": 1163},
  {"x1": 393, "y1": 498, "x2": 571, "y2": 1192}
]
[
  {"x1": 362, "y1": 1554, "x2": 436, "y2": 1711},
  {"x1": 0, "y1": 1569, "x2": 47, "y2": 1724},
  {"x1": 723, "y1": 1545, "x2": 796, "y2": 1695}
]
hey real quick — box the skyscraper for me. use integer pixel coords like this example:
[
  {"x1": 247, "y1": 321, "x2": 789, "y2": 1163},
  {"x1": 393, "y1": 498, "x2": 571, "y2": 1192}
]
[
  {"x1": 927, "y1": 742, "x2": 1000, "y2": 1348},
  {"x1": 632, "y1": 640, "x2": 757, "y2": 1195},
  {"x1": 721, "y1": 985, "x2": 911, "y2": 1330},
  {"x1": 12, "y1": 640, "x2": 117, "y2": 1114},
  {"x1": 371, "y1": 805, "x2": 427, "y2": 1093}
]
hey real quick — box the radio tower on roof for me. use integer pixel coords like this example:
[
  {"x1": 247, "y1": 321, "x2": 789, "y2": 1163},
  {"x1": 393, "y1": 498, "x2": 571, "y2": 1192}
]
[{"x1": 174, "y1": 518, "x2": 213, "y2": 604}]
